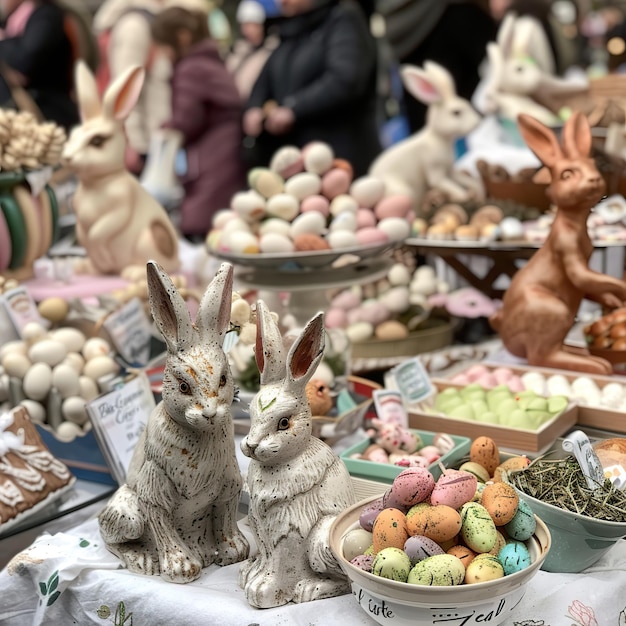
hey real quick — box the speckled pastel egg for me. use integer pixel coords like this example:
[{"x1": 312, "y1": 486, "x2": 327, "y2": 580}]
[
  {"x1": 329, "y1": 211, "x2": 358, "y2": 232},
  {"x1": 430, "y1": 469, "x2": 478, "y2": 510},
  {"x1": 343, "y1": 528, "x2": 374, "y2": 561},
  {"x1": 329, "y1": 194, "x2": 358, "y2": 216},
  {"x1": 498, "y1": 540, "x2": 531, "y2": 575},
  {"x1": 325, "y1": 307, "x2": 348, "y2": 329},
  {"x1": 377, "y1": 216, "x2": 411, "y2": 242},
  {"x1": 230, "y1": 190, "x2": 266, "y2": 221},
  {"x1": 350, "y1": 176, "x2": 385, "y2": 208},
  {"x1": 492, "y1": 456, "x2": 531, "y2": 482},
  {"x1": 406, "y1": 504, "x2": 462, "y2": 543},
  {"x1": 460, "y1": 502, "x2": 497, "y2": 553},
  {"x1": 390, "y1": 467, "x2": 435, "y2": 507},
  {"x1": 259, "y1": 232, "x2": 295, "y2": 254},
  {"x1": 464, "y1": 553, "x2": 504, "y2": 584},
  {"x1": 403, "y1": 535, "x2": 445, "y2": 566},
  {"x1": 327, "y1": 229, "x2": 360, "y2": 249},
  {"x1": 258, "y1": 217, "x2": 292, "y2": 238},
  {"x1": 417, "y1": 445, "x2": 441, "y2": 464},
  {"x1": 372, "y1": 547, "x2": 412, "y2": 582},
  {"x1": 359, "y1": 300, "x2": 391, "y2": 326},
  {"x1": 331, "y1": 289, "x2": 361, "y2": 310},
  {"x1": 302, "y1": 141, "x2": 334, "y2": 175},
  {"x1": 375, "y1": 320, "x2": 408, "y2": 340},
  {"x1": 375, "y1": 195, "x2": 412, "y2": 220},
  {"x1": 290, "y1": 211, "x2": 327, "y2": 237},
  {"x1": 359, "y1": 497, "x2": 385, "y2": 532},
  {"x1": 470, "y1": 436, "x2": 500, "y2": 476},
  {"x1": 372, "y1": 508, "x2": 409, "y2": 553},
  {"x1": 481, "y1": 481, "x2": 519, "y2": 526},
  {"x1": 458, "y1": 461, "x2": 491, "y2": 483},
  {"x1": 301, "y1": 194, "x2": 330, "y2": 216},
  {"x1": 269, "y1": 145, "x2": 304, "y2": 178},
  {"x1": 322, "y1": 167, "x2": 352, "y2": 199},
  {"x1": 407, "y1": 554, "x2": 465, "y2": 586},
  {"x1": 447, "y1": 544, "x2": 477, "y2": 569},
  {"x1": 346, "y1": 321, "x2": 374, "y2": 343},
  {"x1": 265, "y1": 193, "x2": 299, "y2": 221},
  {"x1": 248, "y1": 167, "x2": 284, "y2": 198},
  {"x1": 504, "y1": 498, "x2": 536, "y2": 540},
  {"x1": 356, "y1": 227, "x2": 389, "y2": 246},
  {"x1": 284, "y1": 172, "x2": 322, "y2": 199},
  {"x1": 212, "y1": 208, "x2": 236, "y2": 229},
  {"x1": 227, "y1": 230, "x2": 260, "y2": 254}
]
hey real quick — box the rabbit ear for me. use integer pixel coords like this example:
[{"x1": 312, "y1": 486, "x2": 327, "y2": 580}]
[
  {"x1": 147, "y1": 261, "x2": 194, "y2": 354},
  {"x1": 75, "y1": 60, "x2": 101, "y2": 121},
  {"x1": 497, "y1": 12, "x2": 517, "y2": 58},
  {"x1": 562, "y1": 111, "x2": 592, "y2": 159},
  {"x1": 400, "y1": 65, "x2": 443, "y2": 105},
  {"x1": 510, "y1": 16, "x2": 533, "y2": 59},
  {"x1": 102, "y1": 65, "x2": 145, "y2": 122},
  {"x1": 517, "y1": 113, "x2": 563, "y2": 168},
  {"x1": 285, "y1": 312, "x2": 325, "y2": 391},
  {"x1": 255, "y1": 300, "x2": 287, "y2": 385},
  {"x1": 195, "y1": 262, "x2": 233, "y2": 343},
  {"x1": 423, "y1": 62, "x2": 456, "y2": 100}
]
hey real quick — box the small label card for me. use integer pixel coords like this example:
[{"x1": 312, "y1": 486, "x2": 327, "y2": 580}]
[
  {"x1": 86, "y1": 373, "x2": 155, "y2": 484},
  {"x1": 103, "y1": 297, "x2": 153, "y2": 367},
  {"x1": 373, "y1": 389, "x2": 408, "y2": 428},
  {"x1": 388, "y1": 357, "x2": 435, "y2": 406},
  {"x1": 1, "y1": 287, "x2": 49, "y2": 337}
]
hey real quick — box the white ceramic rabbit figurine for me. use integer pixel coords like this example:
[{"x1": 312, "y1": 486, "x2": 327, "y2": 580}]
[
  {"x1": 62, "y1": 61, "x2": 180, "y2": 277},
  {"x1": 239, "y1": 301, "x2": 356, "y2": 608},
  {"x1": 369, "y1": 61, "x2": 482, "y2": 211},
  {"x1": 481, "y1": 13, "x2": 587, "y2": 127},
  {"x1": 98, "y1": 261, "x2": 249, "y2": 583}
]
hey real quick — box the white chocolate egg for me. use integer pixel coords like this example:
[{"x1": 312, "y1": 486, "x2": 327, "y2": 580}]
[
  {"x1": 329, "y1": 194, "x2": 358, "y2": 216},
  {"x1": 230, "y1": 190, "x2": 266, "y2": 222},
  {"x1": 377, "y1": 216, "x2": 411, "y2": 241},
  {"x1": 212, "y1": 209, "x2": 237, "y2": 229},
  {"x1": 62, "y1": 395, "x2": 88, "y2": 425},
  {"x1": 78, "y1": 375, "x2": 100, "y2": 401},
  {"x1": 258, "y1": 217, "x2": 292, "y2": 238},
  {"x1": 23, "y1": 362, "x2": 53, "y2": 400},
  {"x1": 83, "y1": 355, "x2": 120, "y2": 381},
  {"x1": 346, "y1": 321, "x2": 375, "y2": 343},
  {"x1": 329, "y1": 211, "x2": 358, "y2": 232},
  {"x1": 51, "y1": 327, "x2": 86, "y2": 353},
  {"x1": 290, "y1": 211, "x2": 327, "y2": 237},
  {"x1": 28, "y1": 339, "x2": 68, "y2": 367},
  {"x1": 221, "y1": 216, "x2": 253, "y2": 238},
  {"x1": 284, "y1": 172, "x2": 322, "y2": 199},
  {"x1": 0, "y1": 340, "x2": 28, "y2": 361},
  {"x1": 327, "y1": 230, "x2": 360, "y2": 249},
  {"x1": 2, "y1": 352, "x2": 31, "y2": 378},
  {"x1": 303, "y1": 142, "x2": 334, "y2": 175},
  {"x1": 265, "y1": 193, "x2": 299, "y2": 221},
  {"x1": 22, "y1": 322, "x2": 48, "y2": 342},
  {"x1": 52, "y1": 363, "x2": 81, "y2": 398},
  {"x1": 82, "y1": 337, "x2": 111, "y2": 361},
  {"x1": 350, "y1": 176, "x2": 385, "y2": 208},
  {"x1": 388, "y1": 263, "x2": 411, "y2": 286},
  {"x1": 62, "y1": 352, "x2": 85, "y2": 374},
  {"x1": 56, "y1": 420, "x2": 83, "y2": 441},
  {"x1": 269, "y1": 146, "x2": 304, "y2": 179},
  {"x1": 259, "y1": 232, "x2": 295, "y2": 253},
  {"x1": 225, "y1": 231, "x2": 260, "y2": 254},
  {"x1": 20, "y1": 399, "x2": 46, "y2": 423}
]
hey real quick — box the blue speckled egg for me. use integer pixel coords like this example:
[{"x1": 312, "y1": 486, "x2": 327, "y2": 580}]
[
  {"x1": 504, "y1": 498, "x2": 536, "y2": 541},
  {"x1": 498, "y1": 540, "x2": 532, "y2": 575}
]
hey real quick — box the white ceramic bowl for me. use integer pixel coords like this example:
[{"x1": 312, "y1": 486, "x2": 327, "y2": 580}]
[{"x1": 329, "y1": 496, "x2": 551, "y2": 626}]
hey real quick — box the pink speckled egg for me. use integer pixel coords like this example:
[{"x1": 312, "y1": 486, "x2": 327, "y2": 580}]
[
  {"x1": 301, "y1": 194, "x2": 330, "y2": 216},
  {"x1": 390, "y1": 467, "x2": 435, "y2": 508},
  {"x1": 375, "y1": 195, "x2": 413, "y2": 220},
  {"x1": 430, "y1": 469, "x2": 478, "y2": 510},
  {"x1": 321, "y1": 167, "x2": 352, "y2": 199},
  {"x1": 417, "y1": 445, "x2": 441, "y2": 464},
  {"x1": 331, "y1": 289, "x2": 361, "y2": 310},
  {"x1": 325, "y1": 307, "x2": 348, "y2": 329},
  {"x1": 356, "y1": 227, "x2": 389, "y2": 246},
  {"x1": 356, "y1": 208, "x2": 377, "y2": 229}
]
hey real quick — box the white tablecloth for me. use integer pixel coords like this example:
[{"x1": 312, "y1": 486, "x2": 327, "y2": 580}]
[{"x1": 1, "y1": 514, "x2": 626, "y2": 626}]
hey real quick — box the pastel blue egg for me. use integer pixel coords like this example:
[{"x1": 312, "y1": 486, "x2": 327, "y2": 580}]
[
  {"x1": 499, "y1": 540, "x2": 531, "y2": 575},
  {"x1": 504, "y1": 498, "x2": 536, "y2": 541}
]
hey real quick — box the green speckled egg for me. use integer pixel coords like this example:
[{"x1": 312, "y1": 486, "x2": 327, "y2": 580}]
[
  {"x1": 460, "y1": 502, "x2": 497, "y2": 553},
  {"x1": 407, "y1": 554, "x2": 465, "y2": 586},
  {"x1": 504, "y1": 498, "x2": 536, "y2": 541},
  {"x1": 371, "y1": 547, "x2": 411, "y2": 582},
  {"x1": 465, "y1": 553, "x2": 505, "y2": 584}
]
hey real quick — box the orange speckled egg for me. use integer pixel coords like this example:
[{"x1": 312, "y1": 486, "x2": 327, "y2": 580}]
[
  {"x1": 372, "y1": 508, "x2": 409, "y2": 553},
  {"x1": 470, "y1": 436, "x2": 500, "y2": 476},
  {"x1": 488, "y1": 530, "x2": 507, "y2": 555},
  {"x1": 447, "y1": 544, "x2": 477, "y2": 569},
  {"x1": 481, "y1": 482, "x2": 519, "y2": 526},
  {"x1": 406, "y1": 504, "x2": 462, "y2": 543}
]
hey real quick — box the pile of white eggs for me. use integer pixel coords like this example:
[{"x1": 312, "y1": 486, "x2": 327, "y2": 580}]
[
  {"x1": 207, "y1": 142, "x2": 413, "y2": 255},
  {"x1": 0, "y1": 322, "x2": 121, "y2": 440},
  {"x1": 520, "y1": 371, "x2": 626, "y2": 410}
]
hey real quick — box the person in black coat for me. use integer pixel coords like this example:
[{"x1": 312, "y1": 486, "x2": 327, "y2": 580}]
[
  {"x1": 0, "y1": 0, "x2": 79, "y2": 130},
  {"x1": 242, "y1": 0, "x2": 380, "y2": 177}
]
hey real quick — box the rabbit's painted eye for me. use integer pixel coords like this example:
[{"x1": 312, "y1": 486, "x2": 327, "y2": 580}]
[
  {"x1": 220, "y1": 374, "x2": 227, "y2": 387},
  {"x1": 179, "y1": 380, "x2": 191, "y2": 394},
  {"x1": 561, "y1": 169, "x2": 574, "y2": 180},
  {"x1": 278, "y1": 417, "x2": 290, "y2": 430},
  {"x1": 89, "y1": 134, "x2": 108, "y2": 148},
  {"x1": 451, "y1": 109, "x2": 462, "y2": 117}
]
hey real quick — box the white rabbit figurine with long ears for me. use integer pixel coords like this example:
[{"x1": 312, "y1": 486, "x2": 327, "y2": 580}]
[
  {"x1": 239, "y1": 301, "x2": 356, "y2": 608},
  {"x1": 98, "y1": 261, "x2": 249, "y2": 583},
  {"x1": 369, "y1": 61, "x2": 483, "y2": 211},
  {"x1": 62, "y1": 61, "x2": 180, "y2": 277}
]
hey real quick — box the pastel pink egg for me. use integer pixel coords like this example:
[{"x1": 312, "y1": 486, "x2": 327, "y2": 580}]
[
  {"x1": 356, "y1": 227, "x2": 389, "y2": 246},
  {"x1": 359, "y1": 301, "x2": 390, "y2": 326},
  {"x1": 508, "y1": 376, "x2": 525, "y2": 392},
  {"x1": 301, "y1": 194, "x2": 330, "y2": 216},
  {"x1": 347, "y1": 308, "x2": 364, "y2": 325},
  {"x1": 325, "y1": 307, "x2": 348, "y2": 329},
  {"x1": 357, "y1": 208, "x2": 377, "y2": 229},
  {"x1": 465, "y1": 364, "x2": 490, "y2": 382},
  {"x1": 417, "y1": 445, "x2": 441, "y2": 464},
  {"x1": 476, "y1": 373, "x2": 497, "y2": 389},
  {"x1": 430, "y1": 469, "x2": 477, "y2": 509},
  {"x1": 493, "y1": 367, "x2": 514, "y2": 383},
  {"x1": 375, "y1": 195, "x2": 413, "y2": 220},
  {"x1": 321, "y1": 168, "x2": 352, "y2": 200},
  {"x1": 331, "y1": 290, "x2": 361, "y2": 310},
  {"x1": 450, "y1": 373, "x2": 470, "y2": 385},
  {"x1": 390, "y1": 467, "x2": 435, "y2": 507}
]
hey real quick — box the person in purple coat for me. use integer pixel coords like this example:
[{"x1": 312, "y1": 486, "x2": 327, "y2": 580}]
[{"x1": 151, "y1": 7, "x2": 245, "y2": 240}]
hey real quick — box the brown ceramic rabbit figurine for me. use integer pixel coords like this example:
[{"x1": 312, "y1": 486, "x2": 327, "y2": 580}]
[
  {"x1": 98, "y1": 261, "x2": 249, "y2": 583},
  {"x1": 490, "y1": 112, "x2": 626, "y2": 374},
  {"x1": 239, "y1": 301, "x2": 356, "y2": 608}
]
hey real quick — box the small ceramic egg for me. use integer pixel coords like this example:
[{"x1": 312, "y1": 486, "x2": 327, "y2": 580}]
[
  {"x1": 406, "y1": 504, "x2": 462, "y2": 543},
  {"x1": 0, "y1": 340, "x2": 28, "y2": 361},
  {"x1": 292, "y1": 233, "x2": 330, "y2": 251},
  {"x1": 356, "y1": 227, "x2": 389, "y2": 246},
  {"x1": 321, "y1": 167, "x2": 352, "y2": 199},
  {"x1": 52, "y1": 363, "x2": 81, "y2": 398},
  {"x1": 52, "y1": 328, "x2": 87, "y2": 354},
  {"x1": 302, "y1": 141, "x2": 334, "y2": 175},
  {"x1": 83, "y1": 355, "x2": 120, "y2": 382},
  {"x1": 372, "y1": 547, "x2": 412, "y2": 582},
  {"x1": 404, "y1": 535, "x2": 445, "y2": 565},
  {"x1": 55, "y1": 420, "x2": 83, "y2": 441},
  {"x1": 458, "y1": 461, "x2": 491, "y2": 483},
  {"x1": 2, "y1": 352, "x2": 31, "y2": 378},
  {"x1": 265, "y1": 193, "x2": 299, "y2": 221},
  {"x1": 269, "y1": 145, "x2": 304, "y2": 179},
  {"x1": 325, "y1": 307, "x2": 348, "y2": 329},
  {"x1": 407, "y1": 554, "x2": 465, "y2": 586},
  {"x1": 492, "y1": 367, "x2": 514, "y2": 384},
  {"x1": 447, "y1": 544, "x2": 476, "y2": 569},
  {"x1": 377, "y1": 217, "x2": 411, "y2": 241},
  {"x1": 258, "y1": 217, "x2": 292, "y2": 238},
  {"x1": 62, "y1": 352, "x2": 85, "y2": 374},
  {"x1": 343, "y1": 528, "x2": 374, "y2": 561},
  {"x1": 79, "y1": 375, "x2": 100, "y2": 401},
  {"x1": 460, "y1": 502, "x2": 497, "y2": 553},
  {"x1": 328, "y1": 211, "x2": 358, "y2": 232},
  {"x1": 378, "y1": 286, "x2": 410, "y2": 314},
  {"x1": 388, "y1": 263, "x2": 411, "y2": 286},
  {"x1": 498, "y1": 540, "x2": 531, "y2": 575},
  {"x1": 300, "y1": 194, "x2": 330, "y2": 216},
  {"x1": 504, "y1": 498, "x2": 536, "y2": 541},
  {"x1": 21, "y1": 322, "x2": 48, "y2": 344},
  {"x1": 259, "y1": 232, "x2": 294, "y2": 254},
  {"x1": 390, "y1": 467, "x2": 435, "y2": 507},
  {"x1": 248, "y1": 167, "x2": 284, "y2": 198},
  {"x1": 284, "y1": 172, "x2": 322, "y2": 199},
  {"x1": 226, "y1": 231, "x2": 260, "y2": 254},
  {"x1": 20, "y1": 398, "x2": 46, "y2": 422},
  {"x1": 62, "y1": 395, "x2": 88, "y2": 425},
  {"x1": 499, "y1": 216, "x2": 524, "y2": 240},
  {"x1": 332, "y1": 158, "x2": 353, "y2": 178},
  {"x1": 359, "y1": 300, "x2": 391, "y2": 326},
  {"x1": 38, "y1": 297, "x2": 69, "y2": 323},
  {"x1": 464, "y1": 553, "x2": 505, "y2": 584},
  {"x1": 329, "y1": 194, "x2": 358, "y2": 216},
  {"x1": 346, "y1": 321, "x2": 374, "y2": 343},
  {"x1": 375, "y1": 320, "x2": 408, "y2": 340},
  {"x1": 430, "y1": 469, "x2": 478, "y2": 509},
  {"x1": 331, "y1": 289, "x2": 361, "y2": 310},
  {"x1": 230, "y1": 190, "x2": 266, "y2": 222},
  {"x1": 480, "y1": 481, "x2": 519, "y2": 526},
  {"x1": 327, "y1": 229, "x2": 360, "y2": 249},
  {"x1": 221, "y1": 216, "x2": 253, "y2": 236},
  {"x1": 290, "y1": 211, "x2": 327, "y2": 237},
  {"x1": 375, "y1": 195, "x2": 412, "y2": 220},
  {"x1": 350, "y1": 176, "x2": 385, "y2": 208},
  {"x1": 212, "y1": 209, "x2": 236, "y2": 229},
  {"x1": 372, "y1": 508, "x2": 409, "y2": 552},
  {"x1": 28, "y1": 339, "x2": 68, "y2": 367},
  {"x1": 23, "y1": 362, "x2": 53, "y2": 401},
  {"x1": 470, "y1": 436, "x2": 500, "y2": 476},
  {"x1": 359, "y1": 497, "x2": 385, "y2": 532}
]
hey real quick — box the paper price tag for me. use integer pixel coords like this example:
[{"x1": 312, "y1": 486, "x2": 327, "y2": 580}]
[
  {"x1": 86, "y1": 373, "x2": 155, "y2": 484},
  {"x1": 373, "y1": 389, "x2": 408, "y2": 427},
  {"x1": 389, "y1": 357, "x2": 434, "y2": 406},
  {"x1": 103, "y1": 297, "x2": 153, "y2": 367},
  {"x1": 1, "y1": 287, "x2": 49, "y2": 337}
]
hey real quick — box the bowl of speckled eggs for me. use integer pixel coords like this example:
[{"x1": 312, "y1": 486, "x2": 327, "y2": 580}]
[{"x1": 329, "y1": 438, "x2": 551, "y2": 626}]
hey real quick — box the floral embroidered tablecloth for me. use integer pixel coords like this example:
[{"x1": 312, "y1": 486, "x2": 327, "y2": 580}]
[{"x1": 1, "y1": 515, "x2": 625, "y2": 626}]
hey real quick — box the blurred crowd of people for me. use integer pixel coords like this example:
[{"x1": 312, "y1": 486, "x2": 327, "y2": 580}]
[{"x1": 0, "y1": 0, "x2": 623, "y2": 239}]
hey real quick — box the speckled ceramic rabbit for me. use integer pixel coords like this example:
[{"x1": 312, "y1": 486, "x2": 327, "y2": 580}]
[
  {"x1": 62, "y1": 61, "x2": 179, "y2": 277},
  {"x1": 491, "y1": 112, "x2": 626, "y2": 374},
  {"x1": 98, "y1": 261, "x2": 249, "y2": 583},
  {"x1": 239, "y1": 301, "x2": 356, "y2": 608}
]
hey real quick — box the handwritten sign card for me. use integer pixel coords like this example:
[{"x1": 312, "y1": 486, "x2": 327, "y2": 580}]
[{"x1": 103, "y1": 297, "x2": 153, "y2": 367}]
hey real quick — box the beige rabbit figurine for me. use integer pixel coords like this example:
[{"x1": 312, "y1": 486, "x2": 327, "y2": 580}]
[
  {"x1": 369, "y1": 61, "x2": 482, "y2": 211},
  {"x1": 491, "y1": 112, "x2": 626, "y2": 374},
  {"x1": 239, "y1": 301, "x2": 356, "y2": 608},
  {"x1": 98, "y1": 261, "x2": 249, "y2": 583},
  {"x1": 62, "y1": 61, "x2": 180, "y2": 277}
]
